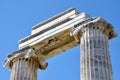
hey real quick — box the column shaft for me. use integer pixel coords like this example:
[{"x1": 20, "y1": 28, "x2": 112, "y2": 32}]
[
  {"x1": 10, "y1": 58, "x2": 39, "y2": 80},
  {"x1": 80, "y1": 28, "x2": 113, "y2": 80}
]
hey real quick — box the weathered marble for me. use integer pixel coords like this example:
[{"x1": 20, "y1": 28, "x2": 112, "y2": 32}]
[
  {"x1": 3, "y1": 8, "x2": 117, "y2": 80},
  {"x1": 71, "y1": 17, "x2": 116, "y2": 80},
  {"x1": 10, "y1": 58, "x2": 38, "y2": 80},
  {"x1": 80, "y1": 28, "x2": 113, "y2": 80},
  {"x1": 3, "y1": 47, "x2": 48, "y2": 80}
]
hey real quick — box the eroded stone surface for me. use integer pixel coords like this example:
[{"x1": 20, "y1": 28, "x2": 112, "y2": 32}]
[{"x1": 3, "y1": 8, "x2": 117, "y2": 80}]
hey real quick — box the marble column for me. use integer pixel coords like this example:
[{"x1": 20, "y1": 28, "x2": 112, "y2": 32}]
[
  {"x1": 70, "y1": 17, "x2": 117, "y2": 80},
  {"x1": 3, "y1": 47, "x2": 48, "y2": 80},
  {"x1": 80, "y1": 28, "x2": 113, "y2": 80}
]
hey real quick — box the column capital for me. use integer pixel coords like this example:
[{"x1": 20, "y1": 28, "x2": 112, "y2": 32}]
[
  {"x1": 3, "y1": 46, "x2": 48, "y2": 70},
  {"x1": 70, "y1": 17, "x2": 117, "y2": 42}
]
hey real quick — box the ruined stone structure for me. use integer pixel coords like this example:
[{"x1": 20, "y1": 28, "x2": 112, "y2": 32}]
[{"x1": 3, "y1": 8, "x2": 117, "y2": 80}]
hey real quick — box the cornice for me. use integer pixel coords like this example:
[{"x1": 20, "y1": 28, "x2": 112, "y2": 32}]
[{"x1": 32, "y1": 8, "x2": 79, "y2": 30}]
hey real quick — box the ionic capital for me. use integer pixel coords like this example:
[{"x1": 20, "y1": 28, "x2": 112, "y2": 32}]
[
  {"x1": 3, "y1": 46, "x2": 48, "y2": 70},
  {"x1": 70, "y1": 17, "x2": 117, "y2": 42}
]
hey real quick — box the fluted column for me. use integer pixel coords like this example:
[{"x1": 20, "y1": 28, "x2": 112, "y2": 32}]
[
  {"x1": 70, "y1": 17, "x2": 117, "y2": 80},
  {"x1": 10, "y1": 58, "x2": 39, "y2": 80},
  {"x1": 3, "y1": 47, "x2": 48, "y2": 80},
  {"x1": 80, "y1": 28, "x2": 113, "y2": 80}
]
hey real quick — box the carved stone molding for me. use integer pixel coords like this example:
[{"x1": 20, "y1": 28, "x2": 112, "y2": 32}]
[
  {"x1": 70, "y1": 17, "x2": 117, "y2": 42},
  {"x1": 3, "y1": 8, "x2": 117, "y2": 80},
  {"x1": 3, "y1": 47, "x2": 48, "y2": 70}
]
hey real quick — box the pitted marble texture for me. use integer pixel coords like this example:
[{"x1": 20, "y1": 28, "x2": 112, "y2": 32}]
[
  {"x1": 3, "y1": 47, "x2": 48, "y2": 70},
  {"x1": 70, "y1": 17, "x2": 117, "y2": 42}
]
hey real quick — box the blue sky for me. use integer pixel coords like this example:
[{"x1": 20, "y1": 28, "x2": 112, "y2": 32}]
[{"x1": 0, "y1": 0, "x2": 120, "y2": 80}]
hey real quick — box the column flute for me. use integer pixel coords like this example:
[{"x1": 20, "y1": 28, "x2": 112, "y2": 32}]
[
  {"x1": 71, "y1": 17, "x2": 116, "y2": 80},
  {"x1": 3, "y1": 47, "x2": 48, "y2": 80}
]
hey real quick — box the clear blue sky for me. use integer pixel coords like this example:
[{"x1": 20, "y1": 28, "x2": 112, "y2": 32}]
[{"x1": 0, "y1": 0, "x2": 119, "y2": 80}]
